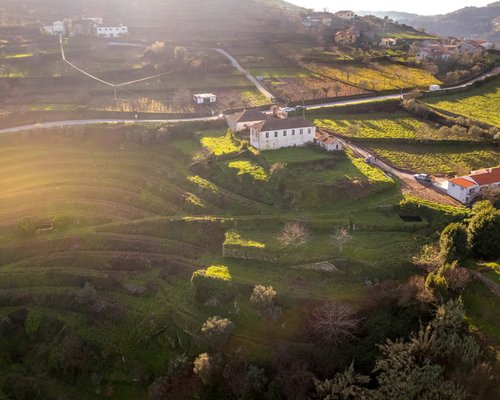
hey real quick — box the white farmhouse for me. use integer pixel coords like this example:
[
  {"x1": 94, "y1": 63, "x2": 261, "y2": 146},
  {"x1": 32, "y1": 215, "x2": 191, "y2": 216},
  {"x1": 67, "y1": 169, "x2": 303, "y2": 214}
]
[
  {"x1": 96, "y1": 25, "x2": 128, "y2": 38},
  {"x1": 82, "y1": 17, "x2": 103, "y2": 25},
  {"x1": 380, "y1": 38, "x2": 397, "y2": 47},
  {"x1": 226, "y1": 109, "x2": 266, "y2": 132},
  {"x1": 193, "y1": 93, "x2": 217, "y2": 104},
  {"x1": 447, "y1": 167, "x2": 500, "y2": 204},
  {"x1": 249, "y1": 118, "x2": 316, "y2": 151},
  {"x1": 43, "y1": 20, "x2": 65, "y2": 36},
  {"x1": 315, "y1": 132, "x2": 343, "y2": 152},
  {"x1": 335, "y1": 10, "x2": 355, "y2": 20}
]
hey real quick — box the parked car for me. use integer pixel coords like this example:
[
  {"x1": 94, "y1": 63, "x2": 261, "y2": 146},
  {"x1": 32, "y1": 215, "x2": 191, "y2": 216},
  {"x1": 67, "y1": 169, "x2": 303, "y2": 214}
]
[
  {"x1": 282, "y1": 107, "x2": 295, "y2": 113},
  {"x1": 365, "y1": 156, "x2": 375, "y2": 164},
  {"x1": 414, "y1": 173, "x2": 432, "y2": 183}
]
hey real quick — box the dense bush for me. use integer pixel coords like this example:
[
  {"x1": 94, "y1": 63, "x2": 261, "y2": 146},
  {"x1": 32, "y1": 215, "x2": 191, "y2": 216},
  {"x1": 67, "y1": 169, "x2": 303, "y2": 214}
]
[
  {"x1": 201, "y1": 316, "x2": 234, "y2": 344},
  {"x1": 439, "y1": 222, "x2": 468, "y2": 262},
  {"x1": 467, "y1": 201, "x2": 500, "y2": 260},
  {"x1": 191, "y1": 266, "x2": 233, "y2": 303}
]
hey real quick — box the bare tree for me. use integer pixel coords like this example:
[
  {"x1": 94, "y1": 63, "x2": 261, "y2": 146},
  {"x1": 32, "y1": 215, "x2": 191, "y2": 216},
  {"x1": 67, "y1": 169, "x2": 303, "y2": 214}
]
[
  {"x1": 331, "y1": 227, "x2": 352, "y2": 256},
  {"x1": 278, "y1": 222, "x2": 309, "y2": 248},
  {"x1": 332, "y1": 82, "x2": 342, "y2": 97},
  {"x1": 309, "y1": 301, "x2": 360, "y2": 344},
  {"x1": 443, "y1": 267, "x2": 471, "y2": 292},
  {"x1": 250, "y1": 285, "x2": 281, "y2": 320}
]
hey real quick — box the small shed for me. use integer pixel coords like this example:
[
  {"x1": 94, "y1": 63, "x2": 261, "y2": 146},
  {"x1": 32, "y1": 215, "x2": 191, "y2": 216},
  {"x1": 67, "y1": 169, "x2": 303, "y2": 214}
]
[{"x1": 193, "y1": 93, "x2": 217, "y2": 104}]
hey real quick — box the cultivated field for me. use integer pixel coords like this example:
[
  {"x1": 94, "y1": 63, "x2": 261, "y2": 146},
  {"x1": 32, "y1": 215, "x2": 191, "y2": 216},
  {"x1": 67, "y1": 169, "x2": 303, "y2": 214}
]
[
  {"x1": 424, "y1": 77, "x2": 500, "y2": 127},
  {"x1": 314, "y1": 112, "x2": 442, "y2": 140},
  {"x1": 307, "y1": 62, "x2": 442, "y2": 91},
  {"x1": 367, "y1": 143, "x2": 500, "y2": 176},
  {"x1": 263, "y1": 76, "x2": 367, "y2": 102}
]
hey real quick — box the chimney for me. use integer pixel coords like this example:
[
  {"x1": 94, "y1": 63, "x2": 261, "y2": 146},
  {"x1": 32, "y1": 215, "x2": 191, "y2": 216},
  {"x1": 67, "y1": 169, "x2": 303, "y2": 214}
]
[{"x1": 271, "y1": 106, "x2": 279, "y2": 118}]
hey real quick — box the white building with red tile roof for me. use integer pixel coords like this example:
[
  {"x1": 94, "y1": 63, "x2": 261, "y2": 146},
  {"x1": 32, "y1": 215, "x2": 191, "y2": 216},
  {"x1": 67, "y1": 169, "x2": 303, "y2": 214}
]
[{"x1": 447, "y1": 167, "x2": 500, "y2": 204}]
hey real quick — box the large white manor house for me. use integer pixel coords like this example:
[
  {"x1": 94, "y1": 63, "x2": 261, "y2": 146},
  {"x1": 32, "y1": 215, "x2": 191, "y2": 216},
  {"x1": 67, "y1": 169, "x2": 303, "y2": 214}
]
[{"x1": 227, "y1": 109, "x2": 316, "y2": 151}]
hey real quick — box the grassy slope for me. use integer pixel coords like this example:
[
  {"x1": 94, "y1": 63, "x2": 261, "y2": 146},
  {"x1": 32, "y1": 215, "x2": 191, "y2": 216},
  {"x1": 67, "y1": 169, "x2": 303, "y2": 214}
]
[
  {"x1": 0, "y1": 124, "x2": 486, "y2": 397},
  {"x1": 424, "y1": 78, "x2": 500, "y2": 127}
]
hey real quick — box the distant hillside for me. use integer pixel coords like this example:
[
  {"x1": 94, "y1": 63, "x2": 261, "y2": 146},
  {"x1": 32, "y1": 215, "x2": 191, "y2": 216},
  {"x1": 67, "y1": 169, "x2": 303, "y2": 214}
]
[
  {"x1": 359, "y1": 2, "x2": 500, "y2": 41},
  {"x1": 2, "y1": 0, "x2": 304, "y2": 39}
]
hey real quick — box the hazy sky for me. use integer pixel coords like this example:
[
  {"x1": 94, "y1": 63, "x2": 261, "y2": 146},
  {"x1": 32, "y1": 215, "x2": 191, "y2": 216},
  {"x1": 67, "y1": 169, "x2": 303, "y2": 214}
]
[{"x1": 288, "y1": 0, "x2": 493, "y2": 15}]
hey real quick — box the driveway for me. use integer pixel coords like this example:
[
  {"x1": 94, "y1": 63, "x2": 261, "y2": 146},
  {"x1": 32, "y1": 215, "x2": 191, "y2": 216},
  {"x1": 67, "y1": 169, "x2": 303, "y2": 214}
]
[
  {"x1": 213, "y1": 48, "x2": 276, "y2": 102},
  {"x1": 333, "y1": 135, "x2": 460, "y2": 206}
]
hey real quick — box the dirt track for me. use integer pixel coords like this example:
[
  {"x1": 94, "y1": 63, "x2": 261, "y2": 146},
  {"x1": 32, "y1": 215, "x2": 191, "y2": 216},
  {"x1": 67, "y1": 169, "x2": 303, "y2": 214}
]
[{"x1": 336, "y1": 136, "x2": 460, "y2": 206}]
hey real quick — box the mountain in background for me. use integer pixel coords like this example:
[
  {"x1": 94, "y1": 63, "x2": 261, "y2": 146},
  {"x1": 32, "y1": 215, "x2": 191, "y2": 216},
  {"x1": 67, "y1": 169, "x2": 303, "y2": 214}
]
[{"x1": 359, "y1": 1, "x2": 500, "y2": 41}]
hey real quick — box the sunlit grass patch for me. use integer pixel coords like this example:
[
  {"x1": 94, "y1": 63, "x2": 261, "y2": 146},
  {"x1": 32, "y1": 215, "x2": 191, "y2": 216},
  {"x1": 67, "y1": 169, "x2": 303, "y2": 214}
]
[
  {"x1": 228, "y1": 160, "x2": 269, "y2": 181},
  {"x1": 225, "y1": 230, "x2": 266, "y2": 248},
  {"x1": 348, "y1": 150, "x2": 394, "y2": 184},
  {"x1": 200, "y1": 131, "x2": 241, "y2": 156},
  {"x1": 187, "y1": 175, "x2": 220, "y2": 193}
]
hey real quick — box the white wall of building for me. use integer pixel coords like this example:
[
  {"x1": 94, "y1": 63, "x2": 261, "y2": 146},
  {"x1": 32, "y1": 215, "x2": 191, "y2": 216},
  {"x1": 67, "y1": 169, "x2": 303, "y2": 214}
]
[
  {"x1": 96, "y1": 26, "x2": 128, "y2": 38},
  {"x1": 250, "y1": 126, "x2": 316, "y2": 150},
  {"x1": 447, "y1": 182, "x2": 472, "y2": 203}
]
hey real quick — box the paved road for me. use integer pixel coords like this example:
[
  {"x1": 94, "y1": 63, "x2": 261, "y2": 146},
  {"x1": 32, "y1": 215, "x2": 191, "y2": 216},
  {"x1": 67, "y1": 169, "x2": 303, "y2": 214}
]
[
  {"x1": 331, "y1": 134, "x2": 459, "y2": 205},
  {"x1": 0, "y1": 115, "x2": 223, "y2": 135},
  {"x1": 213, "y1": 48, "x2": 276, "y2": 102}
]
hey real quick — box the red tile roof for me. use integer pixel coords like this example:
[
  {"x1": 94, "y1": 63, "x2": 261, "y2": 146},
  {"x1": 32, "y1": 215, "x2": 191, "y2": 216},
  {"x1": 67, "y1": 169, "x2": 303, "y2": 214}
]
[
  {"x1": 450, "y1": 167, "x2": 500, "y2": 188},
  {"x1": 450, "y1": 177, "x2": 477, "y2": 188},
  {"x1": 470, "y1": 167, "x2": 500, "y2": 185}
]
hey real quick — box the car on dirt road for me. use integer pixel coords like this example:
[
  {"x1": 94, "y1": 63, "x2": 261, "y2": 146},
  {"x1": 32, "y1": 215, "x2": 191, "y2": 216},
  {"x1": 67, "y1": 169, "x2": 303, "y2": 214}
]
[{"x1": 414, "y1": 173, "x2": 432, "y2": 183}]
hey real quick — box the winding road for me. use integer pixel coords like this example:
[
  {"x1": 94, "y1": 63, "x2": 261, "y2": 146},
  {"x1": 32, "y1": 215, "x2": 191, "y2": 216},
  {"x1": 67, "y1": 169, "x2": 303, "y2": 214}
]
[
  {"x1": 0, "y1": 116, "x2": 223, "y2": 135},
  {"x1": 213, "y1": 48, "x2": 276, "y2": 102}
]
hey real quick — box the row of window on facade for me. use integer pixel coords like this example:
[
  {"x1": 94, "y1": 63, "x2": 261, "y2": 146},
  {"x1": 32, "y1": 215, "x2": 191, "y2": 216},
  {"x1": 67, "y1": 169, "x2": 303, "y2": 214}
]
[{"x1": 264, "y1": 128, "x2": 311, "y2": 139}]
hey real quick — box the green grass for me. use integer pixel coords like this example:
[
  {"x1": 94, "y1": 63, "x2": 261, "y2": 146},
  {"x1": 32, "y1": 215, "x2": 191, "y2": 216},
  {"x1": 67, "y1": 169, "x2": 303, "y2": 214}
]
[
  {"x1": 367, "y1": 143, "x2": 500, "y2": 176},
  {"x1": 200, "y1": 131, "x2": 241, "y2": 156},
  {"x1": 0, "y1": 122, "x2": 489, "y2": 398},
  {"x1": 260, "y1": 146, "x2": 332, "y2": 164},
  {"x1": 228, "y1": 160, "x2": 269, "y2": 181},
  {"x1": 463, "y1": 281, "x2": 500, "y2": 344},
  {"x1": 424, "y1": 78, "x2": 500, "y2": 127}
]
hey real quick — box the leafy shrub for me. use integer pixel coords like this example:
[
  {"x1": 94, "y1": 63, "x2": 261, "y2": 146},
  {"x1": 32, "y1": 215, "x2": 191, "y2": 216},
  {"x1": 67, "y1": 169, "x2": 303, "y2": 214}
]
[
  {"x1": 201, "y1": 316, "x2": 234, "y2": 344},
  {"x1": 467, "y1": 201, "x2": 500, "y2": 260},
  {"x1": 439, "y1": 222, "x2": 469, "y2": 262},
  {"x1": 191, "y1": 266, "x2": 233, "y2": 302}
]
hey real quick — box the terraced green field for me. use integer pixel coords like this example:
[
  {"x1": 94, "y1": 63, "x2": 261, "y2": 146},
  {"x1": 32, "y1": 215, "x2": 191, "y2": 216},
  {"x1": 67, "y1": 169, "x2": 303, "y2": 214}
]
[
  {"x1": 424, "y1": 78, "x2": 500, "y2": 127},
  {"x1": 0, "y1": 123, "x2": 482, "y2": 398}
]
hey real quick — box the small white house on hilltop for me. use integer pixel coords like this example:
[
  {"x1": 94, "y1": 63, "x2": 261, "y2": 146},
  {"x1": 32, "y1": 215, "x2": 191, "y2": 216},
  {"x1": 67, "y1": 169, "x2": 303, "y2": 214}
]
[
  {"x1": 249, "y1": 118, "x2": 316, "y2": 151},
  {"x1": 381, "y1": 38, "x2": 397, "y2": 47},
  {"x1": 447, "y1": 167, "x2": 500, "y2": 204},
  {"x1": 96, "y1": 25, "x2": 128, "y2": 38},
  {"x1": 43, "y1": 20, "x2": 65, "y2": 36},
  {"x1": 226, "y1": 109, "x2": 266, "y2": 132},
  {"x1": 335, "y1": 10, "x2": 355, "y2": 20},
  {"x1": 193, "y1": 93, "x2": 217, "y2": 104}
]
